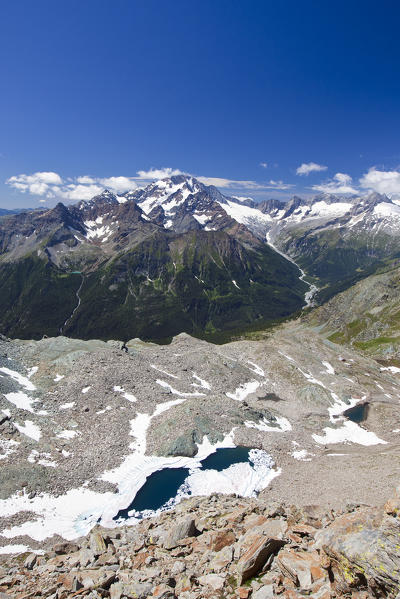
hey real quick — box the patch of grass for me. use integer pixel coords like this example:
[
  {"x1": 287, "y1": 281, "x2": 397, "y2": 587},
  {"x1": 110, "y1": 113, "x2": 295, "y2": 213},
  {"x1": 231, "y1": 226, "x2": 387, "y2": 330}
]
[{"x1": 354, "y1": 336, "x2": 400, "y2": 350}]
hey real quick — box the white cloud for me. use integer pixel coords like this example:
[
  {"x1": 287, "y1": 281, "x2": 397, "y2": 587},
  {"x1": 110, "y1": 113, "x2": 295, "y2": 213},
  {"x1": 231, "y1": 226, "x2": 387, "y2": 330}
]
[
  {"x1": 59, "y1": 184, "x2": 104, "y2": 201},
  {"x1": 6, "y1": 166, "x2": 294, "y2": 203},
  {"x1": 311, "y1": 172, "x2": 358, "y2": 194},
  {"x1": 6, "y1": 172, "x2": 63, "y2": 197},
  {"x1": 99, "y1": 176, "x2": 138, "y2": 193},
  {"x1": 359, "y1": 168, "x2": 400, "y2": 197},
  {"x1": 76, "y1": 175, "x2": 96, "y2": 184},
  {"x1": 259, "y1": 162, "x2": 268, "y2": 168},
  {"x1": 136, "y1": 167, "x2": 184, "y2": 180},
  {"x1": 6, "y1": 171, "x2": 138, "y2": 201},
  {"x1": 268, "y1": 179, "x2": 294, "y2": 190},
  {"x1": 197, "y1": 176, "x2": 293, "y2": 191},
  {"x1": 296, "y1": 162, "x2": 328, "y2": 176}
]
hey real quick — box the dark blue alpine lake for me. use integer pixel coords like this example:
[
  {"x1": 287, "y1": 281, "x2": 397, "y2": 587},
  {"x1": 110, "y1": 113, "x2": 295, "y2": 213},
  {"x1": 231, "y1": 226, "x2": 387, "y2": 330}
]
[{"x1": 115, "y1": 446, "x2": 251, "y2": 518}]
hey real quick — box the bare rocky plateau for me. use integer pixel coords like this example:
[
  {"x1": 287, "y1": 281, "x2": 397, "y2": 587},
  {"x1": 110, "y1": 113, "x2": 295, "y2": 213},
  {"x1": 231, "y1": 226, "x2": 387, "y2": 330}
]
[{"x1": 1, "y1": 311, "x2": 400, "y2": 597}]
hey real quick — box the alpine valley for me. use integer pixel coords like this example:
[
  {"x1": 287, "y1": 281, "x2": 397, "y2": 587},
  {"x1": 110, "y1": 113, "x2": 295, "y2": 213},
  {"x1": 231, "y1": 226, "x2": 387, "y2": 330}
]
[
  {"x1": 2, "y1": 174, "x2": 400, "y2": 343},
  {"x1": 1, "y1": 176, "x2": 400, "y2": 598}
]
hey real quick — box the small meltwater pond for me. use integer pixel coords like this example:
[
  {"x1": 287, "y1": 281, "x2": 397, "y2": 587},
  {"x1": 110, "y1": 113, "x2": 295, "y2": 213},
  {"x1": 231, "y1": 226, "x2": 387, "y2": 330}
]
[
  {"x1": 115, "y1": 446, "x2": 269, "y2": 521},
  {"x1": 343, "y1": 402, "x2": 369, "y2": 423}
]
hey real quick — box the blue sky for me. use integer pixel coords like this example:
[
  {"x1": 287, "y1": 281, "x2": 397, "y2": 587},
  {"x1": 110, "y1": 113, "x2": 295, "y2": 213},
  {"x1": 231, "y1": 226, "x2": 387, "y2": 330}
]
[{"x1": 2, "y1": 0, "x2": 400, "y2": 208}]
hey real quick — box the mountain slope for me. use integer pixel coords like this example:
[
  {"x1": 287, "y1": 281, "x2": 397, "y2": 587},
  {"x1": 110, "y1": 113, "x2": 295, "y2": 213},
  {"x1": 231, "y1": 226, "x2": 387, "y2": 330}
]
[
  {"x1": 3, "y1": 175, "x2": 400, "y2": 341},
  {"x1": 266, "y1": 193, "x2": 400, "y2": 301},
  {"x1": 0, "y1": 182, "x2": 307, "y2": 341},
  {"x1": 67, "y1": 229, "x2": 307, "y2": 341},
  {"x1": 305, "y1": 261, "x2": 400, "y2": 361}
]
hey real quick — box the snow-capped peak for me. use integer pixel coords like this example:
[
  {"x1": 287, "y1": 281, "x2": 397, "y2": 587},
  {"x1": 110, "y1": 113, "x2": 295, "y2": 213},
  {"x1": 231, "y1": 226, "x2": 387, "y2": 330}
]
[
  {"x1": 137, "y1": 175, "x2": 204, "y2": 216},
  {"x1": 78, "y1": 189, "x2": 119, "y2": 211}
]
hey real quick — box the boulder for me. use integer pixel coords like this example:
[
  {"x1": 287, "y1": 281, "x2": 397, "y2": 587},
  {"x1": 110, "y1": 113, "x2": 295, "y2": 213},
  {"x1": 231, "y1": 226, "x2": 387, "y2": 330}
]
[
  {"x1": 109, "y1": 581, "x2": 153, "y2": 599},
  {"x1": 23, "y1": 553, "x2": 37, "y2": 570},
  {"x1": 152, "y1": 583, "x2": 175, "y2": 598},
  {"x1": 89, "y1": 530, "x2": 107, "y2": 555},
  {"x1": 79, "y1": 547, "x2": 95, "y2": 566},
  {"x1": 237, "y1": 534, "x2": 284, "y2": 584},
  {"x1": 252, "y1": 585, "x2": 275, "y2": 599},
  {"x1": 276, "y1": 549, "x2": 324, "y2": 590},
  {"x1": 163, "y1": 517, "x2": 197, "y2": 549},
  {"x1": 315, "y1": 488, "x2": 400, "y2": 597},
  {"x1": 79, "y1": 568, "x2": 116, "y2": 590},
  {"x1": 209, "y1": 544, "x2": 233, "y2": 571},
  {"x1": 198, "y1": 573, "x2": 226, "y2": 590},
  {"x1": 53, "y1": 541, "x2": 80, "y2": 554}
]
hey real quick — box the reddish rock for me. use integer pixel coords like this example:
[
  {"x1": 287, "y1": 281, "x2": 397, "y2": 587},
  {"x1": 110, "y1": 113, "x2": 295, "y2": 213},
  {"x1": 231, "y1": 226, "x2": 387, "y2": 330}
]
[
  {"x1": 277, "y1": 549, "x2": 324, "y2": 590},
  {"x1": 243, "y1": 513, "x2": 268, "y2": 529},
  {"x1": 152, "y1": 583, "x2": 175, "y2": 598},
  {"x1": 210, "y1": 529, "x2": 236, "y2": 551},
  {"x1": 258, "y1": 518, "x2": 288, "y2": 540},
  {"x1": 384, "y1": 485, "x2": 400, "y2": 516},
  {"x1": 210, "y1": 544, "x2": 233, "y2": 571},
  {"x1": 315, "y1": 500, "x2": 400, "y2": 597},
  {"x1": 286, "y1": 533, "x2": 303, "y2": 545},
  {"x1": 238, "y1": 586, "x2": 252, "y2": 598},
  {"x1": 193, "y1": 528, "x2": 236, "y2": 552},
  {"x1": 132, "y1": 551, "x2": 150, "y2": 569},
  {"x1": 290, "y1": 523, "x2": 317, "y2": 537},
  {"x1": 225, "y1": 507, "x2": 247, "y2": 524},
  {"x1": 281, "y1": 590, "x2": 303, "y2": 599},
  {"x1": 57, "y1": 572, "x2": 78, "y2": 590},
  {"x1": 198, "y1": 573, "x2": 225, "y2": 591},
  {"x1": 237, "y1": 535, "x2": 284, "y2": 584}
]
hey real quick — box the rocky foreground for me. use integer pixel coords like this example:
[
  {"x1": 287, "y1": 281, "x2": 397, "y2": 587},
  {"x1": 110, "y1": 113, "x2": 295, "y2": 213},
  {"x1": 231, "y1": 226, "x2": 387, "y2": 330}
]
[{"x1": 1, "y1": 487, "x2": 400, "y2": 599}]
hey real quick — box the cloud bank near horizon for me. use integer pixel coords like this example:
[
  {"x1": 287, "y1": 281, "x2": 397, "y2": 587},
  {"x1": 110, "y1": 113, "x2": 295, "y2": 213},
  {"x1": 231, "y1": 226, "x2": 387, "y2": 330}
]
[
  {"x1": 6, "y1": 165, "x2": 400, "y2": 204},
  {"x1": 5, "y1": 167, "x2": 294, "y2": 203}
]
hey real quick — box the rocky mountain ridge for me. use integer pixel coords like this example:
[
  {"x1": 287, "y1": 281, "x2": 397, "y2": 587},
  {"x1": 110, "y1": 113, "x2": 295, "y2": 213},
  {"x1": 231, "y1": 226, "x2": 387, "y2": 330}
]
[
  {"x1": 0, "y1": 177, "x2": 309, "y2": 341},
  {"x1": 1, "y1": 488, "x2": 400, "y2": 598},
  {"x1": 2, "y1": 176, "x2": 400, "y2": 342}
]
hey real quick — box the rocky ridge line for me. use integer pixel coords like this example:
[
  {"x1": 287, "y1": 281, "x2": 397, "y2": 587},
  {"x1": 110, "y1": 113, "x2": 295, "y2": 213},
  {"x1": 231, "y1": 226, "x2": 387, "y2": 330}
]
[{"x1": 1, "y1": 487, "x2": 400, "y2": 599}]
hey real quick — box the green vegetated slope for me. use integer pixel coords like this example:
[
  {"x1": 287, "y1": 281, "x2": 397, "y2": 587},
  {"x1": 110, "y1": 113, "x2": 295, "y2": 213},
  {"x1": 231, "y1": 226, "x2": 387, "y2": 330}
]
[
  {"x1": 0, "y1": 258, "x2": 80, "y2": 338},
  {"x1": 305, "y1": 260, "x2": 400, "y2": 361},
  {"x1": 0, "y1": 230, "x2": 307, "y2": 342},
  {"x1": 278, "y1": 225, "x2": 400, "y2": 302}
]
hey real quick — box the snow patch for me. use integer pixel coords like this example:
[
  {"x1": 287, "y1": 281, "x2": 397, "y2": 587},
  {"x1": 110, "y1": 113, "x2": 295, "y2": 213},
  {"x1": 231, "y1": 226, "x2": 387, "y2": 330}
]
[
  {"x1": 291, "y1": 449, "x2": 314, "y2": 461},
  {"x1": 247, "y1": 361, "x2": 265, "y2": 377},
  {"x1": 245, "y1": 415, "x2": 292, "y2": 432},
  {"x1": 14, "y1": 420, "x2": 41, "y2": 441},
  {"x1": 59, "y1": 402, "x2": 75, "y2": 410},
  {"x1": 156, "y1": 380, "x2": 205, "y2": 397},
  {"x1": 226, "y1": 381, "x2": 260, "y2": 401},
  {"x1": 0, "y1": 439, "x2": 19, "y2": 460},
  {"x1": 0, "y1": 367, "x2": 36, "y2": 391},
  {"x1": 57, "y1": 430, "x2": 78, "y2": 440},
  {"x1": 312, "y1": 421, "x2": 387, "y2": 446},
  {"x1": 322, "y1": 361, "x2": 335, "y2": 375},
  {"x1": 191, "y1": 373, "x2": 211, "y2": 390},
  {"x1": 151, "y1": 365, "x2": 179, "y2": 379}
]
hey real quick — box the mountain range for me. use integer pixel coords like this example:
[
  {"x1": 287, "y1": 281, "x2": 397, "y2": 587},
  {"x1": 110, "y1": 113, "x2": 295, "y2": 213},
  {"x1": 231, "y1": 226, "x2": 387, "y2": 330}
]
[{"x1": 1, "y1": 174, "x2": 400, "y2": 341}]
